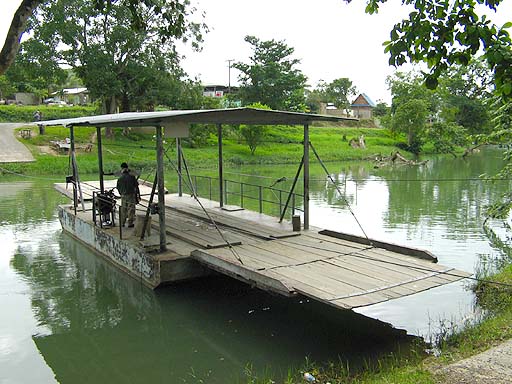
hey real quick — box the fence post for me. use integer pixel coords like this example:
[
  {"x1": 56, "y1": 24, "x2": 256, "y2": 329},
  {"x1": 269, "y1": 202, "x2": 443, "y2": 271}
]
[
  {"x1": 279, "y1": 190, "x2": 283, "y2": 217},
  {"x1": 292, "y1": 193, "x2": 295, "y2": 216},
  {"x1": 259, "y1": 186, "x2": 263, "y2": 213},
  {"x1": 224, "y1": 179, "x2": 228, "y2": 205},
  {"x1": 209, "y1": 176, "x2": 212, "y2": 201},
  {"x1": 240, "y1": 183, "x2": 244, "y2": 208}
]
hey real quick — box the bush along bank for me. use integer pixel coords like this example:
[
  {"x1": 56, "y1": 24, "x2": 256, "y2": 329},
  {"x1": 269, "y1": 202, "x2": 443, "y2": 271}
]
[{"x1": 0, "y1": 105, "x2": 97, "y2": 122}]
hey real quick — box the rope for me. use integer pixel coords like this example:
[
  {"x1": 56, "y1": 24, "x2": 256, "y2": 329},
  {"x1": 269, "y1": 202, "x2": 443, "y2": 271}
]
[
  {"x1": 163, "y1": 145, "x2": 245, "y2": 265},
  {"x1": 309, "y1": 141, "x2": 374, "y2": 246},
  {"x1": 0, "y1": 166, "x2": 63, "y2": 181}
]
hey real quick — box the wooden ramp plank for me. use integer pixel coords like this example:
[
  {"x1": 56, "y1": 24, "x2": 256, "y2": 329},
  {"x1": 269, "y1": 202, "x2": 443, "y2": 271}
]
[
  {"x1": 163, "y1": 212, "x2": 243, "y2": 249},
  {"x1": 166, "y1": 202, "x2": 299, "y2": 240},
  {"x1": 191, "y1": 249, "x2": 294, "y2": 296},
  {"x1": 190, "y1": 240, "x2": 471, "y2": 310}
]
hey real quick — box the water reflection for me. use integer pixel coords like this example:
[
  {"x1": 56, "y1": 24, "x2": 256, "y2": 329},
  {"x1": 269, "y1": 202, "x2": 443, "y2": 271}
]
[
  {"x1": 1, "y1": 183, "x2": 417, "y2": 383},
  {"x1": 2, "y1": 148, "x2": 511, "y2": 382}
]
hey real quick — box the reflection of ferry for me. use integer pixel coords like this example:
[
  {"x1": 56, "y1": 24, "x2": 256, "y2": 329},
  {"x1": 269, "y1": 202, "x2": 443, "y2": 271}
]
[
  {"x1": 27, "y1": 234, "x2": 420, "y2": 383},
  {"x1": 40, "y1": 108, "x2": 469, "y2": 313}
]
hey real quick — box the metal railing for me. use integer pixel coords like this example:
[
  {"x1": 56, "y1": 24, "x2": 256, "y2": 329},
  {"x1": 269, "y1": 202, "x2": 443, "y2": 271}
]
[{"x1": 183, "y1": 174, "x2": 304, "y2": 219}]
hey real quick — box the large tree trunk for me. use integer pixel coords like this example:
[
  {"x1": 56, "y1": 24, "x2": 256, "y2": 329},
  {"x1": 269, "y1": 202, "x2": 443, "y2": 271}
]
[
  {"x1": 0, "y1": 0, "x2": 41, "y2": 75},
  {"x1": 102, "y1": 95, "x2": 118, "y2": 138}
]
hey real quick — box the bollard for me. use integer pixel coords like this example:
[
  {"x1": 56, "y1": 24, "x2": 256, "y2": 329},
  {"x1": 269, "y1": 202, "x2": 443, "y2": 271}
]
[
  {"x1": 292, "y1": 215, "x2": 301, "y2": 231},
  {"x1": 134, "y1": 214, "x2": 151, "y2": 237}
]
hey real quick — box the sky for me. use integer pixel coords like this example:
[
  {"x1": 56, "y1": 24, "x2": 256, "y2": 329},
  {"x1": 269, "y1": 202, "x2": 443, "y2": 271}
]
[{"x1": 1, "y1": 0, "x2": 512, "y2": 104}]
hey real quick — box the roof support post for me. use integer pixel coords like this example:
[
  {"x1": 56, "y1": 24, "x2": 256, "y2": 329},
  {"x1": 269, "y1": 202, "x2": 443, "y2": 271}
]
[
  {"x1": 70, "y1": 125, "x2": 77, "y2": 214},
  {"x1": 217, "y1": 123, "x2": 224, "y2": 207},
  {"x1": 303, "y1": 123, "x2": 310, "y2": 230},
  {"x1": 96, "y1": 126, "x2": 104, "y2": 193},
  {"x1": 156, "y1": 125, "x2": 167, "y2": 252},
  {"x1": 177, "y1": 138, "x2": 182, "y2": 197}
]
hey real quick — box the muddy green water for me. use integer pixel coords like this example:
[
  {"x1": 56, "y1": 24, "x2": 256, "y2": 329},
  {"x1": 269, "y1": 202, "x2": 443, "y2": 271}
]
[{"x1": 1, "y1": 148, "x2": 510, "y2": 383}]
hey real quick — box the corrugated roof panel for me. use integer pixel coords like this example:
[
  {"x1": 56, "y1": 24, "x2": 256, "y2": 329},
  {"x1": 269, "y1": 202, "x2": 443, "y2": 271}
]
[{"x1": 34, "y1": 107, "x2": 358, "y2": 128}]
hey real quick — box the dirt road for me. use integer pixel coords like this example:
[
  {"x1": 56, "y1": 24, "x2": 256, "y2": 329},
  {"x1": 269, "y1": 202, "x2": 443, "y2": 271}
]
[
  {"x1": 434, "y1": 340, "x2": 512, "y2": 383},
  {"x1": 0, "y1": 123, "x2": 35, "y2": 163}
]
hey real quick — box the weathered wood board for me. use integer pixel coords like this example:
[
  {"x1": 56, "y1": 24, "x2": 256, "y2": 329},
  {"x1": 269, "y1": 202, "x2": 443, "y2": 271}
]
[{"x1": 191, "y1": 233, "x2": 471, "y2": 310}]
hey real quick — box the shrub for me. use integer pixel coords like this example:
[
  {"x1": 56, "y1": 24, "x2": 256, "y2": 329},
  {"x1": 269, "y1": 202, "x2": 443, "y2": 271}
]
[{"x1": 0, "y1": 105, "x2": 97, "y2": 122}]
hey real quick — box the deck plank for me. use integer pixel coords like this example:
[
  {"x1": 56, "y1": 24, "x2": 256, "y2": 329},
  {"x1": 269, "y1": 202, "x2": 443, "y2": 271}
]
[{"x1": 166, "y1": 202, "x2": 299, "y2": 240}]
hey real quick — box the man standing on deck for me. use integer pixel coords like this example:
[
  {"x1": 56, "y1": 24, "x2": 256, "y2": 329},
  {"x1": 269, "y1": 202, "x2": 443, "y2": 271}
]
[{"x1": 117, "y1": 163, "x2": 140, "y2": 227}]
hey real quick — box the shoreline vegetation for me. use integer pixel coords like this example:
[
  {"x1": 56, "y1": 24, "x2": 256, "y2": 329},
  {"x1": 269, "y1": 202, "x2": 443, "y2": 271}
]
[{"x1": 2, "y1": 116, "x2": 511, "y2": 384}]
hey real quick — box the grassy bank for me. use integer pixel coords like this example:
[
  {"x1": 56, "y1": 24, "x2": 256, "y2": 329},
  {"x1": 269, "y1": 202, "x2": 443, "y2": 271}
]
[{"x1": 2, "y1": 124, "x2": 403, "y2": 178}]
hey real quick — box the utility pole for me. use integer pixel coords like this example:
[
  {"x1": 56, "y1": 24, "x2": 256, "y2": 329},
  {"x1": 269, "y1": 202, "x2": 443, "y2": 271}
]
[{"x1": 226, "y1": 59, "x2": 234, "y2": 95}]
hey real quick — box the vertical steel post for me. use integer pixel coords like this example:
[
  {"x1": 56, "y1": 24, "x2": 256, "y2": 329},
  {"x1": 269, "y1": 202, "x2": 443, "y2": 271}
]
[
  {"x1": 303, "y1": 124, "x2": 310, "y2": 230},
  {"x1": 218, "y1": 124, "x2": 224, "y2": 207},
  {"x1": 177, "y1": 138, "x2": 182, "y2": 197},
  {"x1": 70, "y1": 126, "x2": 77, "y2": 214},
  {"x1": 240, "y1": 183, "x2": 244, "y2": 208},
  {"x1": 156, "y1": 125, "x2": 167, "y2": 252},
  {"x1": 97, "y1": 127, "x2": 104, "y2": 193},
  {"x1": 259, "y1": 186, "x2": 263, "y2": 213},
  {"x1": 224, "y1": 179, "x2": 228, "y2": 205}
]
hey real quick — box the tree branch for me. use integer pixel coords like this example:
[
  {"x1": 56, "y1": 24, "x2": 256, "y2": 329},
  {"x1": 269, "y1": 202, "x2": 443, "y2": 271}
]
[{"x1": 0, "y1": 0, "x2": 41, "y2": 75}]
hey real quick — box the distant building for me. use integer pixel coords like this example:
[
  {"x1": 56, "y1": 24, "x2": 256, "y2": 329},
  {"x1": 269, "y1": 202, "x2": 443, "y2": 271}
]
[
  {"x1": 14, "y1": 92, "x2": 39, "y2": 105},
  {"x1": 52, "y1": 88, "x2": 89, "y2": 105},
  {"x1": 318, "y1": 102, "x2": 350, "y2": 117},
  {"x1": 351, "y1": 93, "x2": 376, "y2": 119},
  {"x1": 203, "y1": 85, "x2": 238, "y2": 98}
]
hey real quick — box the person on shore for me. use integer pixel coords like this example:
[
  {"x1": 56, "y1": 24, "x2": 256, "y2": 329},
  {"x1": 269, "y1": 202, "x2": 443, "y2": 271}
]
[
  {"x1": 116, "y1": 162, "x2": 140, "y2": 227},
  {"x1": 33, "y1": 110, "x2": 44, "y2": 134}
]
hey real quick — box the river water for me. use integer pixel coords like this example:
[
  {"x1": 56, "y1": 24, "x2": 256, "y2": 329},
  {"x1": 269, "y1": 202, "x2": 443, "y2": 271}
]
[{"x1": 1, "y1": 148, "x2": 511, "y2": 383}]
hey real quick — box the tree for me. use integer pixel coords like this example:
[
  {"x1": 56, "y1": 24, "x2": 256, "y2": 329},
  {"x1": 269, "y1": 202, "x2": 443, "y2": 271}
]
[
  {"x1": 0, "y1": 0, "x2": 203, "y2": 75},
  {"x1": 437, "y1": 58, "x2": 493, "y2": 135},
  {"x1": 391, "y1": 99, "x2": 429, "y2": 152},
  {"x1": 424, "y1": 121, "x2": 467, "y2": 156},
  {"x1": 4, "y1": 37, "x2": 67, "y2": 98},
  {"x1": 22, "y1": 0, "x2": 205, "y2": 113},
  {"x1": 0, "y1": 75, "x2": 16, "y2": 100},
  {"x1": 387, "y1": 71, "x2": 439, "y2": 116},
  {"x1": 232, "y1": 36, "x2": 307, "y2": 111},
  {"x1": 373, "y1": 101, "x2": 390, "y2": 117},
  {"x1": 239, "y1": 103, "x2": 271, "y2": 155},
  {"x1": 362, "y1": 0, "x2": 512, "y2": 98},
  {"x1": 325, "y1": 77, "x2": 357, "y2": 113}
]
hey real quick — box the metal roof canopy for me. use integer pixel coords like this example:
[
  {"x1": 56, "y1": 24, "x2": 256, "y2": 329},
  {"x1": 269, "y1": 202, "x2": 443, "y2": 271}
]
[
  {"x1": 39, "y1": 107, "x2": 357, "y2": 252},
  {"x1": 38, "y1": 107, "x2": 356, "y2": 127}
]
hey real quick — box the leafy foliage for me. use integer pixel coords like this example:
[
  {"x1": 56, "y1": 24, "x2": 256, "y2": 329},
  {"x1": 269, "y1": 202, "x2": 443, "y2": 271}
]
[
  {"x1": 17, "y1": 0, "x2": 206, "y2": 112},
  {"x1": 424, "y1": 122, "x2": 467, "y2": 155},
  {"x1": 373, "y1": 101, "x2": 390, "y2": 117},
  {"x1": 0, "y1": 105, "x2": 96, "y2": 122},
  {"x1": 325, "y1": 77, "x2": 357, "y2": 113},
  {"x1": 483, "y1": 96, "x2": 512, "y2": 219},
  {"x1": 233, "y1": 36, "x2": 307, "y2": 111},
  {"x1": 391, "y1": 99, "x2": 428, "y2": 152},
  {"x1": 437, "y1": 58, "x2": 493, "y2": 135},
  {"x1": 363, "y1": 0, "x2": 512, "y2": 99},
  {"x1": 239, "y1": 103, "x2": 271, "y2": 155}
]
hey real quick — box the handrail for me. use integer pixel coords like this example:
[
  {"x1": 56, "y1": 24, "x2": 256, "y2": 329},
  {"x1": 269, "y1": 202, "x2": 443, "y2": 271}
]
[{"x1": 184, "y1": 174, "x2": 304, "y2": 218}]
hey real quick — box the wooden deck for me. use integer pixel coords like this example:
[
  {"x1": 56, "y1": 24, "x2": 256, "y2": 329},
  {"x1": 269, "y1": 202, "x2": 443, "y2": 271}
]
[
  {"x1": 55, "y1": 181, "x2": 471, "y2": 310},
  {"x1": 163, "y1": 194, "x2": 469, "y2": 310}
]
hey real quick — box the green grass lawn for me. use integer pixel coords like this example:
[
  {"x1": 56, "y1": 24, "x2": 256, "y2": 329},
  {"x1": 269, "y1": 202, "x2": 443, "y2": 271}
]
[{"x1": 5, "y1": 124, "x2": 403, "y2": 178}]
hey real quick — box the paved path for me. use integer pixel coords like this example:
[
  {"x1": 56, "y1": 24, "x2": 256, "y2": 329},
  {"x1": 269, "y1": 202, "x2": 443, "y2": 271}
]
[
  {"x1": 436, "y1": 340, "x2": 512, "y2": 383},
  {"x1": 0, "y1": 123, "x2": 35, "y2": 163}
]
